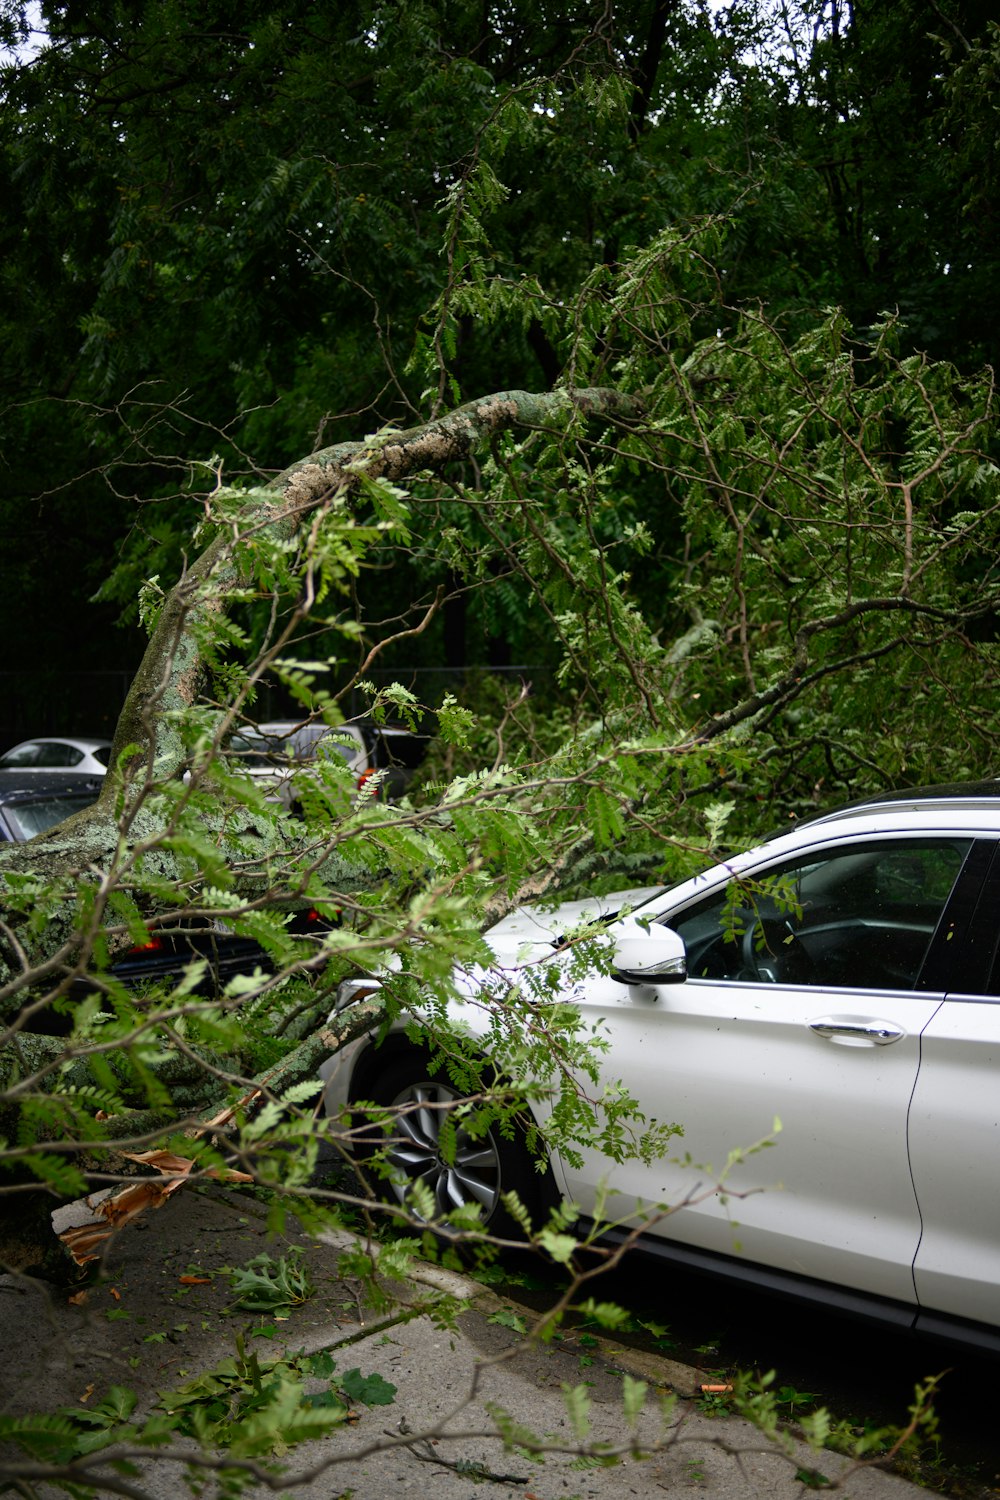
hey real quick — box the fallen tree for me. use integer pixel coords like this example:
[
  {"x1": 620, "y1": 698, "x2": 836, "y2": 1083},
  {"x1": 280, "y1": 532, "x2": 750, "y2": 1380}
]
[
  {"x1": 0, "y1": 229, "x2": 997, "y2": 1497},
  {"x1": 2, "y1": 242, "x2": 999, "y2": 1290},
  {"x1": 0, "y1": 384, "x2": 645, "y2": 997},
  {"x1": 0, "y1": 385, "x2": 653, "y2": 1273}
]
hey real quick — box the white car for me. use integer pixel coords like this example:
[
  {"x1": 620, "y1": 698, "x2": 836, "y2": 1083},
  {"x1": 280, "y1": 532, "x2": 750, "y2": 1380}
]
[
  {"x1": 0, "y1": 736, "x2": 111, "y2": 775},
  {"x1": 226, "y1": 720, "x2": 371, "y2": 807},
  {"x1": 322, "y1": 780, "x2": 1000, "y2": 1355}
]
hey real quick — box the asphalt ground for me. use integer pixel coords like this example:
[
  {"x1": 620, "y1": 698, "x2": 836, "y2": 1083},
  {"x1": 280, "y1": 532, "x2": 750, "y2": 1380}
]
[{"x1": 0, "y1": 1185, "x2": 938, "y2": 1499}]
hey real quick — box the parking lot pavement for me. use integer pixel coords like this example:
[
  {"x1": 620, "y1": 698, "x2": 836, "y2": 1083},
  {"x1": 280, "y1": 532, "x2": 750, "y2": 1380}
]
[{"x1": 0, "y1": 1187, "x2": 929, "y2": 1499}]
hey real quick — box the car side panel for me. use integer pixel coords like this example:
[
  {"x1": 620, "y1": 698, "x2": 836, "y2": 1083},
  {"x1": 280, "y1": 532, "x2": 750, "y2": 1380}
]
[
  {"x1": 559, "y1": 974, "x2": 942, "y2": 1305},
  {"x1": 909, "y1": 996, "x2": 1000, "y2": 1325}
]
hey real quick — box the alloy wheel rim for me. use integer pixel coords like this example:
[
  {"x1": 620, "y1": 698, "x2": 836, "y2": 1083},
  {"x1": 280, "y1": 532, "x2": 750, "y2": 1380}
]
[{"x1": 386, "y1": 1081, "x2": 501, "y2": 1218}]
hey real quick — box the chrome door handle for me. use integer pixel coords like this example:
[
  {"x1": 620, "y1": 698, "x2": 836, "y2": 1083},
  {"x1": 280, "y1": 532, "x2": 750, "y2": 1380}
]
[{"x1": 809, "y1": 1018, "x2": 904, "y2": 1045}]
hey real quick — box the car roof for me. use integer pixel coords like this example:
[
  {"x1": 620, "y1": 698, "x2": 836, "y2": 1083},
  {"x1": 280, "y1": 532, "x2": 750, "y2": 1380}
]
[
  {"x1": 5, "y1": 736, "x2": 111, "y2": 749},
  {"x1": 790, "y1": 779, "x2": 1000, "y2": 832},
  {"x1": 254, "y1": 720, "x2": 366, "y2": 739}
]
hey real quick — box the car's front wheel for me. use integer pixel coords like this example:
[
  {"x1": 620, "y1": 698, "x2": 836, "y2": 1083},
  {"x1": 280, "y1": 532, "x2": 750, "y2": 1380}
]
[{"x1": 358, "y1": 1050, "x2": 552, "y2": 1243}]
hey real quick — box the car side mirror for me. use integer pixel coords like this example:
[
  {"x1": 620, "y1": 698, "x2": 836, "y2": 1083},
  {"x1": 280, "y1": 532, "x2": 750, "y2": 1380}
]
[{"x1": 611, "y1": 919, "x2": 687, "y2": 984}]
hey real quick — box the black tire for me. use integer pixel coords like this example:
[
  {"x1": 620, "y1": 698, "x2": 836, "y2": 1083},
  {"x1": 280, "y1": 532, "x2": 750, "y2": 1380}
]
[{"x1": 356, "y1": 1048, "x2": 552, "y2": 1243}]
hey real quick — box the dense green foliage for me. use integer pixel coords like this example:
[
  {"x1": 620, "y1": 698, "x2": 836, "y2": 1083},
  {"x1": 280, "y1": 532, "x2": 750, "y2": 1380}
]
[{"x1": 1, "y1": 0, "x2": 998, "y2": 694}]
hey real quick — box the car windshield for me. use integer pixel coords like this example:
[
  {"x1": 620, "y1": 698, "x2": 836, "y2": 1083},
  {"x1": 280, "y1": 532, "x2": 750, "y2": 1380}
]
[
  {"x1": 229, "y1": 730, "x2": 358, "y2": 765},
  {"x1": 0, "y1": 744, "x2": 41, "y2": 766},
  {"x1": 5, "y1": 791, "x2": 99, "y2": 840},
  {"x1": 1, "y1": 742, "x2": 87, "y2": 768},
  {"x1": 372, "y1": 731, "x2": 429, "y2": 769},
  {"x1": 228, "y1": 731, "x2": 293, "y2": 762},
  {"x1": 312, "y1": 736, "x2": 358, "y2": 764}
]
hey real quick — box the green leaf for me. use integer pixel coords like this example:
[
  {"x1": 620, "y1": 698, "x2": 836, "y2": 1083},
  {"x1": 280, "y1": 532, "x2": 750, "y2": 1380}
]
[
  {"x1": 226, "y1": 1250, "x2": 314, "y2": 1311},
  {"x1": 488, "y1": 1306, "x2": 527, "y2": 1335},
  {"x1": 537, "y1": 1228, "x2": 578, "y2": 1265},
  {"x1": 561, "y1": 1382, "x2": 592, "y2": 1440},
  {"x1": 622, "y1": 1374, "x2": 647, "y2": 1427},
  {"x1": 338, "y1": 1368, "x2": 397, "y2": 1407}
]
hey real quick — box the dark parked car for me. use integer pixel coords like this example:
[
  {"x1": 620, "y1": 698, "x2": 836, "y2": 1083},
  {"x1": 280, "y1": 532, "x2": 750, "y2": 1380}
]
[
  {"x1": 0, "y1": 770, "x2": 102, "y2": 842},
  {"x1": 0, "y1": 770, "x2": 323, "y2": 1006}
]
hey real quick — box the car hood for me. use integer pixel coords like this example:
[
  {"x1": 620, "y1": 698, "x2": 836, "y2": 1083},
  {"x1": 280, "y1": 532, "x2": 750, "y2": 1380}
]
[
  {"x1": 483, "y1": 886, "x2": 662, "y2": 960},
  {"x1": 331, "y1": 886, "x2": 664, "y2": 1010}
]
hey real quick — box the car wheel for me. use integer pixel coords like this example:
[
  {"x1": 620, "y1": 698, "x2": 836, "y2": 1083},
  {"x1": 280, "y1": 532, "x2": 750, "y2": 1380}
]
[{"x1": 358, "y1": 1049, "x2": 552, "y2": 1242}]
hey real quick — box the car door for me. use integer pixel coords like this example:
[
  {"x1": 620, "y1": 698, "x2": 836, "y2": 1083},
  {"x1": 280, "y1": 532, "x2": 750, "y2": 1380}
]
[
  {"x1": 908, "y1": 839, "x2": 1000, "y2": 1332},
  {"x1": 557, "y1": 834, "x2": 971, "y2": 1306}
]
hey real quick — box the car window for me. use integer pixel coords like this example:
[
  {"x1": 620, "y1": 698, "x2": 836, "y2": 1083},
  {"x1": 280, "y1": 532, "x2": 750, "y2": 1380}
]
[
  {"x1": 229, "y1": 731, "x2": 293, "y2": 764},
  {"x1": 228, "y1": 726, "x2": 366, "y2": 770},
  {"x1": 372, "y1": 731, "x2": 430, "y2": 770},
  {"x1": 35, "y1": 743, "x2": 83, "y2": 766},
  {"x1": 314, "y1": 737, "x2": 361, "y2": 765},
  {"x1": 0, "y1": 743, "x2": 41, "y2": 766},
  {"x1": 4, "y1": 791, "x2": 100, "y2": 840},
  {"x1": 305, "y1": 728, "x2": 368, "y2": 767},
  {"x1": 669, "y1": 838, "x2": 971, "y2": 990}
]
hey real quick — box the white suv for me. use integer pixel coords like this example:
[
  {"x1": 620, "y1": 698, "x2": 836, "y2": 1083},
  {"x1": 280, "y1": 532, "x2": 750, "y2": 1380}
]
[{"x1": 322, "y1": 780, "x2": 1000, "y2": 1355}]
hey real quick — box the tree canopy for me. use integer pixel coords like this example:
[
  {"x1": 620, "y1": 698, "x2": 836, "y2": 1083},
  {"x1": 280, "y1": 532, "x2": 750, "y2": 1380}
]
[{"x1": 1, "y1": 0, "x2": 998, "y2": 694}]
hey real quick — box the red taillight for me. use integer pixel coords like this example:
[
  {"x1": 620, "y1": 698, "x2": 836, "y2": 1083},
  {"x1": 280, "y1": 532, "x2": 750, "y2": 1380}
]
[
  {"x1": 128, "y1": 934, "x2": 164, "y2": 954},
  {"x1": 356, "y1": 769, "x2": 380, "y2": 796}
]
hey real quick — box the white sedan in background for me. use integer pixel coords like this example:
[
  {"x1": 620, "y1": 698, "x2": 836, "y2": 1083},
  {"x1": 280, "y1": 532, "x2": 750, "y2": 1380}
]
[
  {"x1": 323, "y1": 780, "x2": 1000, "y2": 1355},
  {"x1": 0, "y1": 737, "x2": 111, "y2": 774}
]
